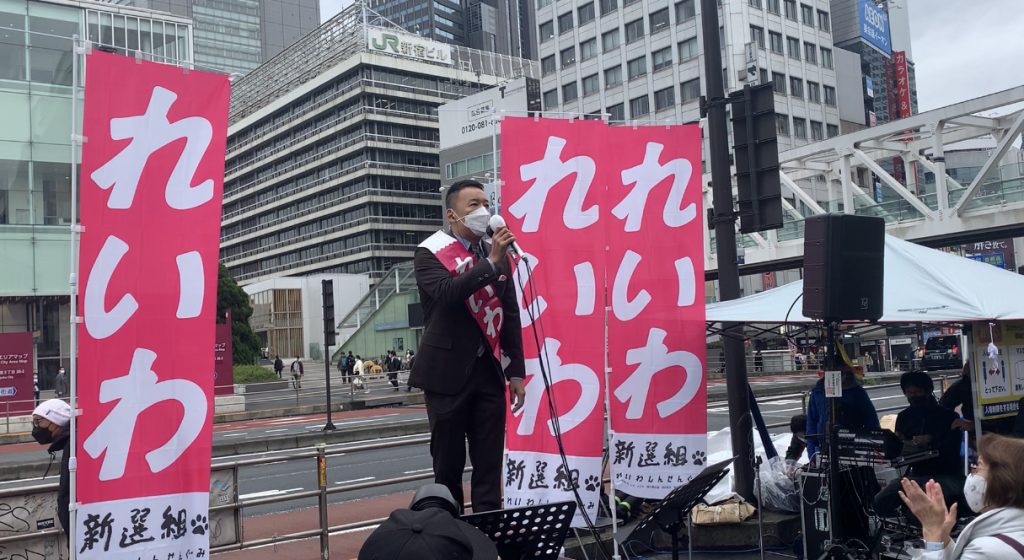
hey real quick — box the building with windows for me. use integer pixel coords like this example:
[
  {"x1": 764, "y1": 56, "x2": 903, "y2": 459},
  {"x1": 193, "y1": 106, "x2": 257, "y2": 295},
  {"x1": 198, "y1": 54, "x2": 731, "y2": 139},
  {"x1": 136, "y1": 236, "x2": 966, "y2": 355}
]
[
  {"x1": 829, "y1": 0, "x2": 917, "y2": 128},
  {"x1": 368, "y1": 0, "x2": 535, "y2": 60},
  {"x1": 221, "y1": 5, "x2": 538, "y2": 286},
  {"x1": 535, "y1": 0, "x2": 842, "y2": 151},
  {"x1": 244, "y1": 273, "x2": 368, "y2": 359},
  {"x1": 111, "y1": 0, "x2": 320, "y2": 75},
  {"x1": 0, "y1": 0, "x2": 193, "y2": 389}
]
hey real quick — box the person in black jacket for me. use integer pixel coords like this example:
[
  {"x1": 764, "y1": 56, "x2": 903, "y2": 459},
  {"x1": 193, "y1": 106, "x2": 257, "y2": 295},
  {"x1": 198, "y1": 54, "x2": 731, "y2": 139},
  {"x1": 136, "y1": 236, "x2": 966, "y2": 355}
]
[
  {"x1": 410, "y1": 180, "x2": 526, "y2": 513},
  {"x1": 32, "y1": 399, "x2": 72, "y2": 534},
  {"x1": 875, "y1": 371, "x2": 964, "y2": 518}
]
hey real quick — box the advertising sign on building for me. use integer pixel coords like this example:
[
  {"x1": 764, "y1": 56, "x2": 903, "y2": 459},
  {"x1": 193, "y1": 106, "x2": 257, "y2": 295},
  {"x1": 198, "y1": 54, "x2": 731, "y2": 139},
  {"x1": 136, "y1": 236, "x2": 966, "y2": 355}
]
[
  {"x1": 972, "y1": 321, "x2": 1024, "y2": 420},
  {"x1": 0, "y1": 332, "x2": 33, "y2": 414},
  {"x1": 893, "y1": 51, "x2": 912, "y2": 119},
  {"x1": 367, "y1": 27, "x2": 454, "y2": 65},
  {"x1": 439, "y1": 77, "x2": 541, "y2": 148},
  {"x1": 77, "y1": 51, "x2": 228, "y2": 559},
  {"x1": 858, "y1": 0, "x2": 891, "y2": 57},
  {"x1": 215, "y1": 320, "x2": 234, "y2": 395}
]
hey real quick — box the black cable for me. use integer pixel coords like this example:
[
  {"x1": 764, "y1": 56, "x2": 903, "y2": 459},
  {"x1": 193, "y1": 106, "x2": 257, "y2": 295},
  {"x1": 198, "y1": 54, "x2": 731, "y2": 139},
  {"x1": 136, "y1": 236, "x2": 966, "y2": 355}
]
[{"x1": 515, "y1": 255, "x2": 615, "y2": 560}]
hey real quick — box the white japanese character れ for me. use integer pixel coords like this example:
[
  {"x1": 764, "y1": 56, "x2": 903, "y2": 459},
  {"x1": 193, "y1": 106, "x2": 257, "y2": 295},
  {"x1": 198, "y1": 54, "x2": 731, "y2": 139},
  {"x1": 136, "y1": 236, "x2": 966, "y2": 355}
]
[{"x1": 91, "y1": 86, "x2": 215, "y2": 211}]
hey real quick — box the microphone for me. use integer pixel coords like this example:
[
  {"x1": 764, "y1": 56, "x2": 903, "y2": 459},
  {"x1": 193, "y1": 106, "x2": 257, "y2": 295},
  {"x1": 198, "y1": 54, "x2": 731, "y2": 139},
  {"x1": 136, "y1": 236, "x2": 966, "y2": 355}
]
[{"x1": 486, "y1": 214, "x2": 525, "y2": 259}]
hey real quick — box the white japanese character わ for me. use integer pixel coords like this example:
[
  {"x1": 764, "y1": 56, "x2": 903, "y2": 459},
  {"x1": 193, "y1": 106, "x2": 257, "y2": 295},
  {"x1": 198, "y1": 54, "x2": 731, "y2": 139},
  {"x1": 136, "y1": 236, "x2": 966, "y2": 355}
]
[
  {"x1": 613, "y1": 142, "x2": 696, "y2": 232},
  {"x1": 613, "y1": 328, "x2": 703, "y2": 419},
  {"x1": 84, "y1": 235, "x2": 139, "y2": 340},
  {"x1": 91, "y1": 86, "x2": 215, "y2": 210},
  {"x1": 510, "y1": 136, "x2": 599, "y2": 232},
  {"x1": 83, "y1": 348, "x2": 208, "y2": 481},
  {"x1": 513, "y1": 252, "x2": 547, "y2": 327},
  {"x1": 612, "y1": 250, "x2": 651, "y2": 321},
  {"x1": 514, "y1": 338, "x2": 600, "y2": 437}
]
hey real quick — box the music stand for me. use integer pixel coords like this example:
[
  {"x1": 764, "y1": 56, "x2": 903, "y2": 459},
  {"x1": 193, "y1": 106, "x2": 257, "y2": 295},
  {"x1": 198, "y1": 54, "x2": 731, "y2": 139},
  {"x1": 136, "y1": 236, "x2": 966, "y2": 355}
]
[
  {"x1": 622, "y1": 457, "x2": 736, "y2": 560},
  {"x1": 461, "y1": 501, "x2": 577, "y2": 560}
]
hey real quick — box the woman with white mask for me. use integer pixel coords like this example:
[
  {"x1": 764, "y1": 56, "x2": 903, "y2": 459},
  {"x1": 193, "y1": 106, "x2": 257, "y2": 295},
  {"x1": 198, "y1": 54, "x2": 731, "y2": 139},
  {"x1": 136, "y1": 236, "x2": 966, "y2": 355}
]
[{"x1": 899, "y1": 434, "x2": 1024, "y2": 560}]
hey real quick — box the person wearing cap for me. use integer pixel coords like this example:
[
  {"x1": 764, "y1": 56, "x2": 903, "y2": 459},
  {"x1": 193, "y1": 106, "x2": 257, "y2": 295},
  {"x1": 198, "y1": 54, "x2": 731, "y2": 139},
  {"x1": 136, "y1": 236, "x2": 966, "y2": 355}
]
[
  {"x1": 32, "y1": 399, "x2": 72, "y2": 534},
  {"x1": 359, "y1": 508, "x2": 498, "y2": 560}
]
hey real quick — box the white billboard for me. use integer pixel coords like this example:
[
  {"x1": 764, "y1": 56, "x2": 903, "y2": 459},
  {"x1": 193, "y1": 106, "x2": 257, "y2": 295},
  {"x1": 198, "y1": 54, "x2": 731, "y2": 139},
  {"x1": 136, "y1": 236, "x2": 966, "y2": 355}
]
[{"x1": 439, "y1": 77, "x2": 538, "y2": 149}]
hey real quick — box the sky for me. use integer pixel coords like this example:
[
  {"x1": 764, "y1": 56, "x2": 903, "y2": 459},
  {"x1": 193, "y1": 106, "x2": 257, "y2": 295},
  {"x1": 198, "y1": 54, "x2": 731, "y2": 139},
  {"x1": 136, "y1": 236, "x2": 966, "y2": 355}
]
[{"x1": 907, "y1": 0, "x2": 1024, "y2": 111}]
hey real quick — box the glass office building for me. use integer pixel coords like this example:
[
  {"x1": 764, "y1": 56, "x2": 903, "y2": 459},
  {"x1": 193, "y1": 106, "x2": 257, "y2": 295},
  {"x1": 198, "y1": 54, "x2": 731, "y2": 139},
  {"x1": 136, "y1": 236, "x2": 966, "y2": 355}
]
[
  {"x1": 112, "y1": 0, "x2": 319, "y2": 75},
  {"x1": 0, "y1": 0, "x2": 192, "y2": 389}
]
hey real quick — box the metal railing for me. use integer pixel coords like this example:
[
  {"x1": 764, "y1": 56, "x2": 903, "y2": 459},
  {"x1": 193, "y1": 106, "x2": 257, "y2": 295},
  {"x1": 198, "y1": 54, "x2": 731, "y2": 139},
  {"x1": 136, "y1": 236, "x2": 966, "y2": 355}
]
[
  {"x1": 221, "y1": 215, "x2": 437, "y2": 262},
  {"x1": 334, "y1": 261, "x2": 417, "y2": 345},
  {"x1": 223, "y1": 157, "x2": 439, "y2": 206},
  {"x1": 0, "y1": 371, "x2": 961, "y2": 557},
  {"x1": 230, "y1": 241, "x2": 419, "y2": 282}
]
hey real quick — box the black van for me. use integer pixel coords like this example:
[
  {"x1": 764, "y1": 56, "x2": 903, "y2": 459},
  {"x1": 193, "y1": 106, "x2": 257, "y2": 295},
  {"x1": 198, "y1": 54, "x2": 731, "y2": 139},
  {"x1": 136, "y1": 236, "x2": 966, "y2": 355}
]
[{"x1": 923, "y1": 335, "x2": 963, "y2": 371}]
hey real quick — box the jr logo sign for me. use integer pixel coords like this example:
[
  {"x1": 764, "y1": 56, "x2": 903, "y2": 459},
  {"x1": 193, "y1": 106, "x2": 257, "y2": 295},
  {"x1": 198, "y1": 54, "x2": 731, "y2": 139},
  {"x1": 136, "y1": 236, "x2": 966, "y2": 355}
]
[{"x1": 366, "y1": 28, "x2": 454, "y2": 65}]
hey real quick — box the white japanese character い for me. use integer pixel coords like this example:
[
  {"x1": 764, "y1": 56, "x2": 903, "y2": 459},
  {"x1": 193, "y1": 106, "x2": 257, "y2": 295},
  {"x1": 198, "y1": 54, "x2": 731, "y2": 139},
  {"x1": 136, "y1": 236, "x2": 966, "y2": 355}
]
[
  {"x1": 514, "y1": 339, "x2": 600, "y2": 437},
  {"x1": 512, "y1": 253, "x2": 548, "y2": 327},
  {"x1": 510, "y1": 136, "x2": 599, "y2": 232},
  {"x1": 614, "y1": 328, "x2": 703, "y2": 419},
  {"x1": 83, "y1": 236, "x2": 207, "y2": 339},
  {"x1": 90, "y1": 86, "x2": 215, "y2": 210},
  {"x1": 613, "y1": 142, "x2": 696, "y2": 232},
  {"x1": 83, "y1": 348, "x2": 208, "y2": 481}
]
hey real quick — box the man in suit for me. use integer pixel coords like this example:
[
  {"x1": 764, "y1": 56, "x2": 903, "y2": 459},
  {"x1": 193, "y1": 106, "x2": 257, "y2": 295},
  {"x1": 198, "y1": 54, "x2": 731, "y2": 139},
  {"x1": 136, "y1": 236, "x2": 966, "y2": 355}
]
[{"x1": 410, "y1": 179, "x2": 526, "y2": 514}]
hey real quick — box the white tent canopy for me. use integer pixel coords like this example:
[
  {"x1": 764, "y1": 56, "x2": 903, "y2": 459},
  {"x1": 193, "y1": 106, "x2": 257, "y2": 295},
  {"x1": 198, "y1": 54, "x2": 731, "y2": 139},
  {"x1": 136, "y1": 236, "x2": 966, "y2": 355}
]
[{"x1": 706, "y1": 235, "x2": 1024, "y2": 324}]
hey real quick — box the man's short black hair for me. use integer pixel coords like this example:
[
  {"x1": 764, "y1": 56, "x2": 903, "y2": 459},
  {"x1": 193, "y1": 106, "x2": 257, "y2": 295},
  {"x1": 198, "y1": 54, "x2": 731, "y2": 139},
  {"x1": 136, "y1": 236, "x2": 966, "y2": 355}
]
[
  {"x1": 900, "y1": 370, "x2": 934, "y2": 393},
  {"x1": 444, "y1": 179, "x2": 485, "y2": 210}
]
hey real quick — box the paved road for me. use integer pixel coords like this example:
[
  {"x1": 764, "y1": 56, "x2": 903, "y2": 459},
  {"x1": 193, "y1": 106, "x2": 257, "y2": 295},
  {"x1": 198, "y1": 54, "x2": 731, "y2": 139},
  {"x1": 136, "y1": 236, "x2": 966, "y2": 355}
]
[
  {"x1": 0, "y1": 383, "x2": 912, "y2": 514},
  {"x1": 214, "y1": 383, "x2": 910, "y2": 517}
]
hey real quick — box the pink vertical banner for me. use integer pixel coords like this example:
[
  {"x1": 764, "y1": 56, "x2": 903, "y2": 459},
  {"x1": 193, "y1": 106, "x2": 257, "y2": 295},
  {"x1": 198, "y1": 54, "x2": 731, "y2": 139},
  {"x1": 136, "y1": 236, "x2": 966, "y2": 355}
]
[
  {"x1": 501, "y1": 117, "x2": 608, "y2": 524},
  {"x1": 605, "y1": 125, "x2": 707, "y2": 499},
  {"x1": 77, "y1": 51, "x2": 228, "y2": 559}
]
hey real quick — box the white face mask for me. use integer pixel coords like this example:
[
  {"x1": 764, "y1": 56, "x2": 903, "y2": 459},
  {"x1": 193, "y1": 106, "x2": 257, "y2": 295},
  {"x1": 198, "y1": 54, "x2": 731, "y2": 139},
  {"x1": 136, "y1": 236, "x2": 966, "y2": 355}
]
[
  {"x1": 963, "y1": 472, "x2": 987, "y2": 513},
  {"x1": 455, "y1": 207, "x2": 491, "y2": 236}
]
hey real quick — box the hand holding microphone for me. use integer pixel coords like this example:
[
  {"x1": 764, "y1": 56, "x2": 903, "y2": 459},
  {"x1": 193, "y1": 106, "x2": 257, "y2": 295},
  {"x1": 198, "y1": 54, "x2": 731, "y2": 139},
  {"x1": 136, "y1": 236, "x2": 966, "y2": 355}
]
[{"x1": 486, "y1": 214, "x2": 525, "y2": 262}]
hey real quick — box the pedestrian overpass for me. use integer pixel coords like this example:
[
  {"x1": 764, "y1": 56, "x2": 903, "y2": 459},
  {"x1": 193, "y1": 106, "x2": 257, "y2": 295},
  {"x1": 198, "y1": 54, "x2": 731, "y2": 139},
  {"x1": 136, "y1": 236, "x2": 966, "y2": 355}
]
[{"x1": 704, "y1": 85, "x2": 1024, "y2": 277}]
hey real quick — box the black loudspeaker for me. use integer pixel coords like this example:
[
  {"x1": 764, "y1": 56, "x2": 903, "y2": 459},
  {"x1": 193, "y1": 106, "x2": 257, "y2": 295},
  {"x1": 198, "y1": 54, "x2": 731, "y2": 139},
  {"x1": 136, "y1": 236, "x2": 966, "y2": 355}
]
[{"x1": 802, "y1": 214, "x2": 884, "y2": 322}]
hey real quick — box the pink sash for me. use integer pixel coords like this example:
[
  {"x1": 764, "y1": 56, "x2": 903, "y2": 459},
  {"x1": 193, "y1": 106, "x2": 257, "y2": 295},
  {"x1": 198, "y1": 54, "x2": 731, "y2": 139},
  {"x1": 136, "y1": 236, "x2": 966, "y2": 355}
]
[{"x1": 420, "y1": 230, "x2": 504, "y2": 362}]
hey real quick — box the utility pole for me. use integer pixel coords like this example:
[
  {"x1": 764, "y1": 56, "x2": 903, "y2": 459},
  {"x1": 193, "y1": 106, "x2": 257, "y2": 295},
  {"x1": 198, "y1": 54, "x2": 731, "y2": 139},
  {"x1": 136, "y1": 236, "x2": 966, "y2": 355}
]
[{"x1": 699, "y1": 0, "x2": 754, "y2": 500}]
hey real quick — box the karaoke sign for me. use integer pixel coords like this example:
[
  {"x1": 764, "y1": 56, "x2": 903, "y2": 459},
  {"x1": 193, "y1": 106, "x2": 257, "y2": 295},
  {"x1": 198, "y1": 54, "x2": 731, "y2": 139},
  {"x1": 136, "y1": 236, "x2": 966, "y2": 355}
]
[
  {"x1": 76, "y1": 51, "x2": 228, "y2": 559},
  {"x1": 501, "y1": 118, "x2": 707, "y2": 522}
]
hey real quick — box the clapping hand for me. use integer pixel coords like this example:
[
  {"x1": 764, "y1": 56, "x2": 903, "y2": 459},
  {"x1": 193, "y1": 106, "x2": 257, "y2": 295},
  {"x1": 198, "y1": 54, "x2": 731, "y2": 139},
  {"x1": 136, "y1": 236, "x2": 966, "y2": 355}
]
[{"x1": 898, "y1": 478, "x2": 957, "y2": 545}]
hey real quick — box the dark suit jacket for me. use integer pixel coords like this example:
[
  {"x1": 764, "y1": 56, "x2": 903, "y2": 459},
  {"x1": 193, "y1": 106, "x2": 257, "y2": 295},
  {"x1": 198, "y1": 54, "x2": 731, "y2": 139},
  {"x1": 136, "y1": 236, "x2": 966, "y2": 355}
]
[{"x1": 409, "y1": 241, "x2": 525, "y2": 395}]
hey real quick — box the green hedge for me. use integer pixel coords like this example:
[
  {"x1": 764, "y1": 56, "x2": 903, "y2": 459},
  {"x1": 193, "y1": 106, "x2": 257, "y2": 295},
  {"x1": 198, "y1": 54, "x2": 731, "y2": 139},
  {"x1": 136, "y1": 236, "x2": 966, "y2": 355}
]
[{"x1": 233, "y1": 365, "x2": 280, "y2": 384}]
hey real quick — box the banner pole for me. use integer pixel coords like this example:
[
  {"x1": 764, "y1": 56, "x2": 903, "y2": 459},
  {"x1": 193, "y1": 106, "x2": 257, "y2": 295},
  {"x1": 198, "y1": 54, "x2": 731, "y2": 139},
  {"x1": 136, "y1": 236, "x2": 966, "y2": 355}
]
[
  {"x1": 68, "y1": 34, "x2": 83, "y2": 560},
  {"x1": 492, "y1": 110, "x2": 501, "y2": 213},
  {"x1": 603, "y1": 303, "x2": 621, "y2": 559}
]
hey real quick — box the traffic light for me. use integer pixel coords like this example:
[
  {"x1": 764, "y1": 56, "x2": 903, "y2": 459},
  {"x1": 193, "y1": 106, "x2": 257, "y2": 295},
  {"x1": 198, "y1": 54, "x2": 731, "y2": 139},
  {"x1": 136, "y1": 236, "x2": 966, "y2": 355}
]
[
  {"x1": 322, "y1": 279, "x2": 335, "y2": 347},
  {"x1": 730, "y1": 82, "x2": 782, "y2": 233}
]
